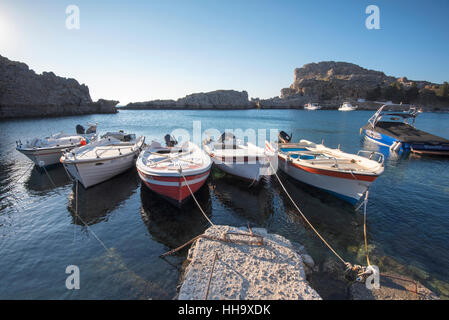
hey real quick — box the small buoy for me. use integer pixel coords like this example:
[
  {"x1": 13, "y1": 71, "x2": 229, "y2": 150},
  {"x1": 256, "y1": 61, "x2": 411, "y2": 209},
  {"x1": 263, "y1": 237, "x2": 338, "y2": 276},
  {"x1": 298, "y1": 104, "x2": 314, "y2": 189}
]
[{"x1": 80, "y1": 139, "x2": 87, "y2": 146}]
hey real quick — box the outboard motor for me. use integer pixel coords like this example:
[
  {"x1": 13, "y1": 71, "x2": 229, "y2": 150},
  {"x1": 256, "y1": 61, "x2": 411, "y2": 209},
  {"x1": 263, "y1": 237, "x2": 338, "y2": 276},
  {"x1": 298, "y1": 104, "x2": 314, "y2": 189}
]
[
  {"x1": 164, "y1": 134, "x2": 178, "y2": 147},
  {"x1": 86, "y1": 124, "x2": 97, "y2": 134},
  {"x1": 218, "y1": 132, "x2": 236, "y2": 143},
  {"x1": 76, "y1": 124, "x2": 85, "y2": 134},
  {"x1": 278, "y1": 131, "x2": 292, "y2": 143}
]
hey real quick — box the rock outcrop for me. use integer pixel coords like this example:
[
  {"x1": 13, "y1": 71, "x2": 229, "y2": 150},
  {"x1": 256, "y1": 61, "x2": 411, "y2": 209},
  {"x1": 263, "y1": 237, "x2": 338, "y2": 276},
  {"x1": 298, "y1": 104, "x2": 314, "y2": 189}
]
[
  {"x1": 257, "y1": 61, "x2": 449, "y2": 110},
  {"x1": 0, "y1": 55, "x2": 118, "y2": 119},
  {"x1": 177, "y1": 225, "x2": 321, "y2": 300},
  {"x1": 123, "y1": 90, "x2": 254, "y2": 110}
]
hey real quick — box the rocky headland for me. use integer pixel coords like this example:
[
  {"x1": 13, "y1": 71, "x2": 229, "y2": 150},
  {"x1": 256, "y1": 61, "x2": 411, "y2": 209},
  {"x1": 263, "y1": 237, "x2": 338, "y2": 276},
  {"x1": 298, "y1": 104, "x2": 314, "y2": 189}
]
[
  {"x1": 124, "y1": 61, "x2": 449, "y2": 111},
  {"x1": 263, "y1": 61, "x2": 449, "y2": 111},
  {"x1": 0, "y1": 55, "x2": 119, "y2": 119},
  {"x1": 124, "y1": 90, "x2": 252, "y2": 110}
]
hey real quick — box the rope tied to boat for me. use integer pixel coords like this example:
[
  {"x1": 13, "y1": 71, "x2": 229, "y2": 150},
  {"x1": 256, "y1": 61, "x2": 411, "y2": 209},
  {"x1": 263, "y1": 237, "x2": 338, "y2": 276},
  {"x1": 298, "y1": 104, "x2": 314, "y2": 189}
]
[
  {"x1": 269, "y1": 161, "x2": 348, "y2": 265},
  {"x1": 178, "y1": 165, "x2": 215, "y2": 227},
  {"x1": 42, "y1": 163, "x2": 111, "y2": 254},
  {"x1": 268, "y1": 161, "x2": 375, "y2": 282}
]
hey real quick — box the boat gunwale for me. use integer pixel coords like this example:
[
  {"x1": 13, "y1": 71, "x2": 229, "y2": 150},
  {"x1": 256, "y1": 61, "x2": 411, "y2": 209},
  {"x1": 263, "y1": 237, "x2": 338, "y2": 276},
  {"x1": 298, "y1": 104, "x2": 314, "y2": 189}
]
[{"x1": 61, "y1": 137, "x2": 145, "y2": 164}]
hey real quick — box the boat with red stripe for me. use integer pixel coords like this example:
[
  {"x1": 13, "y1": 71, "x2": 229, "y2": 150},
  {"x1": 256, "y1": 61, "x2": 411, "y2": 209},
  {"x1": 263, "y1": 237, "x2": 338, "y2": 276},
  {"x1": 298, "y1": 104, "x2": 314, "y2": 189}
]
[
  {"x1": 136, "y1": 135, "x2": 212, "y2": 206},
  {"x1": 277, "y1": 139, "x2": 384, "y2": 204}
]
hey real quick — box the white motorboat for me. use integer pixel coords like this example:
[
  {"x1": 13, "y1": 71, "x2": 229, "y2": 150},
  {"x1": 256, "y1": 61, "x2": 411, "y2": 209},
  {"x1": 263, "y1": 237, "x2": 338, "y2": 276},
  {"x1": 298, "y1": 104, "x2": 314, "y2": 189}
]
[
  {"x1": 137, "y1": 136, "x2": 212, "y2": 206},
  {"x1": 304, "y1": 103, "x2": 322, "y2": 110},
  {"x1": 61, "y1": 131, "x2": 145, "y2": 188},
  {"x1": 16, "y1": 123, "x2": 98, "y2": 167},
  {"x1": 203, "y1": 133, "x2": 273, "y2": 182},
  {"x1": 338, "y1": 102, "x2": 357, "y2": 111},
  {"x1": 277, "y1": 139, "x2": 384, "y2": 204}
]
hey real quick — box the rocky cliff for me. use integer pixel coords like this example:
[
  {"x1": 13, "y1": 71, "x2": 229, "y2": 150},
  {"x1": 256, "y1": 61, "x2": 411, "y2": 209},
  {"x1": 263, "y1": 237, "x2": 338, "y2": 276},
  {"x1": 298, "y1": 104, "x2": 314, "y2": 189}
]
[
  {"x1": 259, "y1": 61, "x2": 449, "y2": 110},
  {"x1": 0, "y1": 55, "x2": 119, "y2": 119},
  {"x1": 123, "y1": 90, "x2": 253, "y2": 110}
]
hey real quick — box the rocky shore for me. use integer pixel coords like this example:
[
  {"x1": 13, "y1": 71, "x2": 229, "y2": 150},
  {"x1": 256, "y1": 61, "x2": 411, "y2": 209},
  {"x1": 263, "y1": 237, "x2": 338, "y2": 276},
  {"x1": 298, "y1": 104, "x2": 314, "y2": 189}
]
[
  {"x1": 123, "y1": 90, "x2": 252, "y2": 110},
  {"x1": 0, "y1": 55, "x2": 119, "y2": 119}
]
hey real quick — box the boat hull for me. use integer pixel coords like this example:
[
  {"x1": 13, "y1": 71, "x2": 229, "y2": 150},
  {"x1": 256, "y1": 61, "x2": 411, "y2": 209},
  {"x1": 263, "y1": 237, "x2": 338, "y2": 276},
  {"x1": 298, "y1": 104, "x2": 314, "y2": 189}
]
[
  {"x1": 362, "y1": 128, "x2": 449, "y2": 156},
  {"x1": 362, "y1": 128, "x2": 398, "y2": 148},
  {"x1": 17, "y1": 146, "x2": 78, "y2": 167},
  {"x1": 211, "y1": 156, "x2": 267, "y2": 182},
  {"x1": 63, "y1": 153, "x2": 138, "y2": 188},
  {"x1": 137, "y1": 169, "x2": 210, "y2": 205},
  {"x1": 278, "y1": 156, "x2": 377, "y2": 204}
]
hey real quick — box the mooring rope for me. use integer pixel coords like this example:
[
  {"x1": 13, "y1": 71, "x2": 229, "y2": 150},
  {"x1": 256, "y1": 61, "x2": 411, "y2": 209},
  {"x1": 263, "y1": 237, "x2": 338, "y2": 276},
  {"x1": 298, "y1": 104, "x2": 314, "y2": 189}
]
[
  {"x1": 178, "y1": 166, "x2": 215, "y2": 227},
  {"x1": 42, "y1": 164, "x2": 110, "y2": 253},
  {"x1": 15, "y1": 162, "x2": 34, "y2": 183},
  {"x1": 269, "y1": 161, "x2": 349, "y2": 266}
]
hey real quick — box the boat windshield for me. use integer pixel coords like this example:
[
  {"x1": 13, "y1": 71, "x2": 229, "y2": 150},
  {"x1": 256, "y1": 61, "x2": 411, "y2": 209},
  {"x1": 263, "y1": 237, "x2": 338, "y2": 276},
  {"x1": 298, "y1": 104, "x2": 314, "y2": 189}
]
[{"x1": 368, "y1": 105, "x2": 419, "y2": 128}]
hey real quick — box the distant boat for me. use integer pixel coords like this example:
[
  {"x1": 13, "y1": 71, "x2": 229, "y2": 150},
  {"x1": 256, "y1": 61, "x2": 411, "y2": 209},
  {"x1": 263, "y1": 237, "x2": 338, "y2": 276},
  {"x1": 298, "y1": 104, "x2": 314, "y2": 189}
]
[
  {"x1": 61, "y1": 131, "x2": 144, "y2": 188},
  {"x1": 304, "y1": 103, "x2": 322, "y2": 110},
  {"x1": 16, "y1": 123, "x2": 97, "y2": 167},
  {"x1": 203, "y1": 132, "x2": 273, "y2": 183},
  {"x1": 277, "y1": 139, "x2": 384, "y2": 204},
  {"x1": 361, "y1": 105, "x2": 449, "y2": 156},
  {"x1": 137, "y1": 136, "x2": 211, "y2": 206},
  {"x1": 338, "y1": 102, "x2": 357, "y2": 111}
]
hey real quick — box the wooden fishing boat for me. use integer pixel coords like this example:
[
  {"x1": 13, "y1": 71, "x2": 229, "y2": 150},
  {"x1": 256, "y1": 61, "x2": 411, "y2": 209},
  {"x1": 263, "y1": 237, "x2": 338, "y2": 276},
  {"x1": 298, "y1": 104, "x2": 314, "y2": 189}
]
[
  {"x1": 277, "y1": 140, "x2": 384, "y2": 204},
  {"x1": 203, "y1": 133, "x2": 273, "y2": 183},
  {"x1": 137, "y1": 136, "x2": 212, "y2": 206},
  {"x1": 61, "y1": 131, "x2": 145, "y2": 188}
]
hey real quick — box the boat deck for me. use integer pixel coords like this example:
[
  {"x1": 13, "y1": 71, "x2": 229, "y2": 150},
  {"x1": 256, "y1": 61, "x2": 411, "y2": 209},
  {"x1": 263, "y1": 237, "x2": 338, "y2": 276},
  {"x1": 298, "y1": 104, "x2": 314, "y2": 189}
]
[
  {"x1": 366, "y1": 122, "x2": 449, "y2": 145},
  {"x1": 75, "y1": 143, "x2": 136, "y2": 160}
]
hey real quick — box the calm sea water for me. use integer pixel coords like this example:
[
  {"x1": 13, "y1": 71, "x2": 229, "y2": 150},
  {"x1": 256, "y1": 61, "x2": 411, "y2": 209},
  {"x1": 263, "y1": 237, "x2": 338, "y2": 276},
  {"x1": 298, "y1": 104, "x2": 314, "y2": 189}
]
[{"x1": 1, "y1": 109, "x2": 448, "y2": 299}]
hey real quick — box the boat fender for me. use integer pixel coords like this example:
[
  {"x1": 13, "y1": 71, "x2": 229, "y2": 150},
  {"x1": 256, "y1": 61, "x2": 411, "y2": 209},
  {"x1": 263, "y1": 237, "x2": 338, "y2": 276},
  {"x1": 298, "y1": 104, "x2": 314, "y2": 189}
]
[{"x1": 389, "y1": 141, "x2": 398, "y2": 151}]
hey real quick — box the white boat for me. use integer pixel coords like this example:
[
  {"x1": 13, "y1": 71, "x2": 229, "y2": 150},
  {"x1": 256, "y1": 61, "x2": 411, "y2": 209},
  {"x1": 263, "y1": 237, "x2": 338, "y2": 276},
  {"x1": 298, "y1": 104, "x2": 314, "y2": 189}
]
[
  {"x1": 304, "y1": 103, "x2": 322, "y2": 110},
  {"x1": 338, "y1": 102, "x2": 357, "y2": 111},
  {"x1": 136, "y1": 137, "x2": 212, "y2": 206},
  {"x1": 61, "y1": 131, "x2": 145, "y2": 188},
  {"x1": 203, "y1": 133, "x2": 273, "y2": 183},
  {"x1": 16, "y1": 123, "x2": 98, "y2": 167},
  {"x1": 277, "y1": 140, "x2": 384, "y2": 204}
]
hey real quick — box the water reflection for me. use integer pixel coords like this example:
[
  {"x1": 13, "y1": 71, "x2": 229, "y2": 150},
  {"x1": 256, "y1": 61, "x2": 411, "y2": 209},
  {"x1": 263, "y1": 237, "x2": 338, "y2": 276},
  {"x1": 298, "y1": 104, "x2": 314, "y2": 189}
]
[
  {"x1": 68, "y1": 170, "x2": 139, "y2": 225},
  {"x1": 140, "y1": 183, "x2": 211, "y2": 251},
  {"x1": 209, "y1": 170, "x2": 273, "y2": 225},
  {"x1": 24, "y1": 166, "x2": 71, "y2": 194}
]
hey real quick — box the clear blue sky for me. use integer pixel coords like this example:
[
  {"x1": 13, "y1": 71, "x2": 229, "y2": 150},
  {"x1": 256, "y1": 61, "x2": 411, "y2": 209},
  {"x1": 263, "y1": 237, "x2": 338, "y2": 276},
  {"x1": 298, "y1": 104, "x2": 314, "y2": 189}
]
[{"x1": 1, "y1": 0, "x2": 448, "y2": 104}]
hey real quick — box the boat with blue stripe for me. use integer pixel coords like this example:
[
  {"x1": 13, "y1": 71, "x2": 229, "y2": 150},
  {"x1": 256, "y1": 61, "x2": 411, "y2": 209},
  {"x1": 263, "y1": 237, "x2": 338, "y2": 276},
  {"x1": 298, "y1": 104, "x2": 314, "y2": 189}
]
[{"x1": 361, "y1": 104, "x2": 449, "y2": 156}]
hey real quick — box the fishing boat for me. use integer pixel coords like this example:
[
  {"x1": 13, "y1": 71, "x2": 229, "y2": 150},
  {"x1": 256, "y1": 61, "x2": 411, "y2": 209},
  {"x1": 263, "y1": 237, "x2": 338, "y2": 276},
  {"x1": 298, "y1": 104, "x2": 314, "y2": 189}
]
[
  {"x1": 61, "y1": 131, "x2": 145, "y2": 188},
  {"x1": 361, "y1": 105, "x2": 449, "y2": 156},
  {"x1": 16, "y1": 123, "x2": 98, "y2": 167},
  {"x1": 277, "y1": 139, "x2": 384, "y2": 204},
  {"x1": 304, "y1": 103, "x2": 322, "y2": 110},
  {"x1": 203, "y1": 132, "x2": 273, "y2": 183},
  {"x1": 338, "y1": 102, "x2": 357, "y2": 111},
  {"x1": 136, "y1": 135, "x2": 212, "y2": 206}
]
